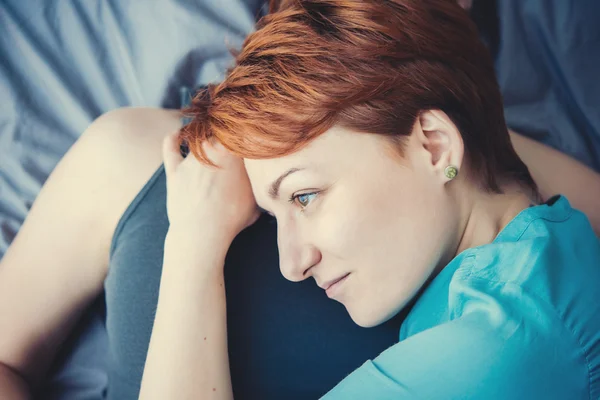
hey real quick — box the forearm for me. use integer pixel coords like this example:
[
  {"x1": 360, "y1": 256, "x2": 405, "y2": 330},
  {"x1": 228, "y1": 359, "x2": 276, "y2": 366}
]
[
  {"x1": 510, "y1": 130, "x2": 600, "y2": 234},
  {"x1": 0, "y1": 364, "x2": 30, "y2": 400},
  {"x1": 139, "y1": 230, "x2": 233, "y2": 400}
]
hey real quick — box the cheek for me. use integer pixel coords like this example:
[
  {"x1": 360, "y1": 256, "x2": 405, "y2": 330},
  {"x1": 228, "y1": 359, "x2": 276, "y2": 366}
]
[
  {"x1": 311, "y1": 187, "x2": 404, "y2": 261},
  {"x1": 310, "y1": 175, "x2": 451, "y2": 268},
  {"x1": 351, "y1": 178, "x2": 448, "y2": 279},
  {"x1": 387, "y1": 184, "x2": 451, "y2": 264},
  {"x1": 309, "y1": 202, "x2": 362, "y2": 258}
]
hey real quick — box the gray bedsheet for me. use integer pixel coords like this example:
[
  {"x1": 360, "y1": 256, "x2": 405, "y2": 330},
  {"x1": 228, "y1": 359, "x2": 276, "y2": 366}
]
[
  {"x1": 0, "y1": 0, "x2": 264, "y2": 255},
  {"x1": 0, "y1": 0, "x2": 598, "y2": 399}
]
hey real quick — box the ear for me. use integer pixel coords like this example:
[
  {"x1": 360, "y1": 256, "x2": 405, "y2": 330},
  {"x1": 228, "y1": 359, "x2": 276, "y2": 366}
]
[{"x1": 413, "y1": 110, "x2": 465, "y2": 182}]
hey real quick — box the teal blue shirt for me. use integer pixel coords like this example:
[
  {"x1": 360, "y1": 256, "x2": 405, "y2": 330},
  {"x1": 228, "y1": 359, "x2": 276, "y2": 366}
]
[{"x1": 322, "y1": 196, "x2": 600, "y2": 399}]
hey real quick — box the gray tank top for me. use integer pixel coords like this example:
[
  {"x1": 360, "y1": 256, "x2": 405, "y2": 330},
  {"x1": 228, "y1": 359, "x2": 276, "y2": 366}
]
[{"x1": 104, "y1": 103, "x2": 402, "y2": 400}]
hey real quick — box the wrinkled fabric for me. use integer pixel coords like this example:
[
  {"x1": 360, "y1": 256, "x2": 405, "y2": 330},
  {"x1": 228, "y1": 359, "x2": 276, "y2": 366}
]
[
  {"x1": 0, "y1": 0, "x2": 264, "y2": 256},
  {"x1": 497, "y1": 0, "x2": 600, "y2": 170}
]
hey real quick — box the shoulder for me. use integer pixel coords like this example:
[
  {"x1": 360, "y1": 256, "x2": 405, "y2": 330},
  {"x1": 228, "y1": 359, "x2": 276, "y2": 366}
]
[
  {"x1": 86, "y1": 106, "x2": 182, "y2": 220},
  {"x1": 323, "y1": 309, "x2": 589, "y2": 399},
  {"x1": 55, "y1": 107, "x2": 183, "y2": 255},
  {"x1": 82, "y1": 107, "x2": 182, "y2": 173},
  {"x1": 460, "y1": 197, "x2": 598, "y2": 289},
  {"x1": 327, "y1": 206, "x2": 598, "y2": 400}
]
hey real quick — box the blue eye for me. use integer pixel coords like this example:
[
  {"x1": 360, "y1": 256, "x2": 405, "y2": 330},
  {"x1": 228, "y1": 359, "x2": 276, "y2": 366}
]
[{"x1": 290, "y1": 192, "x2": 318, "y2": 210}]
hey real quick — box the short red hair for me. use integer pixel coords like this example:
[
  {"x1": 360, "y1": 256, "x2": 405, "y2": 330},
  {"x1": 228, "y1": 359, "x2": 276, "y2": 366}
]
[{"x1": 181, "y1": 0, "x2": 536, "y2": 193}]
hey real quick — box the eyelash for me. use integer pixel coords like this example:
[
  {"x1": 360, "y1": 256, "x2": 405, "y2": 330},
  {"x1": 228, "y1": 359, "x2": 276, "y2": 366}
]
[{"x1": 288, "y1": 192, "x2": 319, "y2": 212}]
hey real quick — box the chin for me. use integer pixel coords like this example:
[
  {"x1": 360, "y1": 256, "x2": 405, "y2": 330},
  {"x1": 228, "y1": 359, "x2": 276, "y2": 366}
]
[
  {"x1": 346, "y1": 306, "x2": 393, "y2": 328},
  {"x1": 345, "y1": 296, "x2": 411, "y2": 328}
]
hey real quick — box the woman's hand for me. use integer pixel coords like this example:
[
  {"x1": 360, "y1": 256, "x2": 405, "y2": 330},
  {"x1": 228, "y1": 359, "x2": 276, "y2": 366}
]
[{"x1": 162, "y1": 132, "x2": 260, "y2": 247}]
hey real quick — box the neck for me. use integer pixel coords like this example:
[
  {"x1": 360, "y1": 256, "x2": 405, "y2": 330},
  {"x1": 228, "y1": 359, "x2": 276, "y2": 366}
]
[{"x1": 454, "y1": 183, "x2": 533, "y2": 256}]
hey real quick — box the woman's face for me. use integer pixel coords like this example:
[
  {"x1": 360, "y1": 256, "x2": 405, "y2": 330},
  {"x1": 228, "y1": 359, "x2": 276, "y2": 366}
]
[{"x1": 244, "y1": 117, "x2": 462, "y2": 327}]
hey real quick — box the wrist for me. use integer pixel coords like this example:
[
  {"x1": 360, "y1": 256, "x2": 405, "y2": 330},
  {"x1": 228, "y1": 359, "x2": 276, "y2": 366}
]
[
  {"x1": 163, "y1": 228, "x2": 231, "y2": 267},
  {"x1": 167, "y1": 220, "x2": 236, "y2": 244},
  {"x1": 166, "y1": 223, "x2": 232, "y2": 245}
]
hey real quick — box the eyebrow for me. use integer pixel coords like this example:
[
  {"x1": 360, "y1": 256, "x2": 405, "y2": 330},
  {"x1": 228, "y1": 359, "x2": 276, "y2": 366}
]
[{"x1": 268, "y1": 167, "x2": 305, "y2": 200}]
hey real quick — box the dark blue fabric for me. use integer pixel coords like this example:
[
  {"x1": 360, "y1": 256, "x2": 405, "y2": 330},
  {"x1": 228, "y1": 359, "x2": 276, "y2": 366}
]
[{"x1": 494, "y1": 0, "x2": 600, "y2": 171}]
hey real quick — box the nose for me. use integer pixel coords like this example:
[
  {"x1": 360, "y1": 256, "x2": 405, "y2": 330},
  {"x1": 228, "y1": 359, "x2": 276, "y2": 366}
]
[{"x1": 277, "y1": 220, "x2": 321, "y2": 282}]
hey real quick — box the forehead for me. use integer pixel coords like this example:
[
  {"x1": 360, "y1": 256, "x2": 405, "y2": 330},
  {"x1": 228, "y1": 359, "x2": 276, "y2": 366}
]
[{"x1": 244, "y1": 126, "x2": 388, "y2": 180}]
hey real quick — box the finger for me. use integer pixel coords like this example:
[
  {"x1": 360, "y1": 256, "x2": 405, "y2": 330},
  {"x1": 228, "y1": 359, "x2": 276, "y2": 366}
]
[
  {"x1": 199, "y1": 139, "x2": 238, "y2": 168},
  {"x1": 162, "y1": 131, "x2": 185, "y2": 176}
]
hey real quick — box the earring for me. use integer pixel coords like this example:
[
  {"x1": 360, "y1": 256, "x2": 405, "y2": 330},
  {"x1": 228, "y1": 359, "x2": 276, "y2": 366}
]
[{"x1": 444, "y1": 165, "x2": 459, "y2": 180}]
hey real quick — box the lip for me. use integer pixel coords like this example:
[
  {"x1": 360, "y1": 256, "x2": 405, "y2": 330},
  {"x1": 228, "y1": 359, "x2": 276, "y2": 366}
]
[{"x1": 321, "y1": 273, "x2": 350, "y2": 298}]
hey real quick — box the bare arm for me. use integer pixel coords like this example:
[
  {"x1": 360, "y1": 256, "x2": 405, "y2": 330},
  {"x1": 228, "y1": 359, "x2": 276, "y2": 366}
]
[
  {"x1": 139, "y1": 231, "x2": 233, "y2": 400},
  {"x1": 0, "y1": 108, "x2": 181, "y2": 398},
  {"x1": 510, "y1": 131, "x2": 600, "y2": 234}
]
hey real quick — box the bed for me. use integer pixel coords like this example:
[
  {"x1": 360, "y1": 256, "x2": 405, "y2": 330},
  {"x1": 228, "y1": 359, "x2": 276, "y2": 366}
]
[
  {"x1": 0, "y1": 0, "x2": 598, "y2": 398},
  {"x1": 0, "y1": 1, "x2": 265, "y2": 398}
]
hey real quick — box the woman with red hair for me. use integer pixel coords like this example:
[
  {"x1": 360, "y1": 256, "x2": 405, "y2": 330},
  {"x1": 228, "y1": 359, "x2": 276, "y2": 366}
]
[
  {"x1": 137, "y1": 0, "x2": 600, "y2": 398},
  {"x1": 1, "y1": 1, "x2": 600, "y2": 399}
]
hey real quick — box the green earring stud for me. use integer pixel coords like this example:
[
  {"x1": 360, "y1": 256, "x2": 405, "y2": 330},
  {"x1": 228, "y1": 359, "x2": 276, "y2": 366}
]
[{"x1": 444, "y1": 165, "x2": 458, "y2": 180}]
